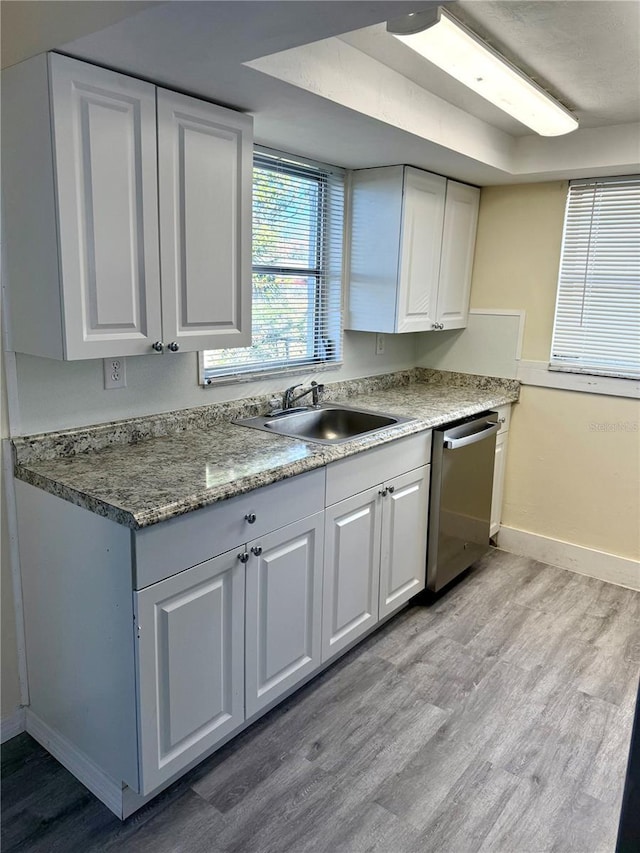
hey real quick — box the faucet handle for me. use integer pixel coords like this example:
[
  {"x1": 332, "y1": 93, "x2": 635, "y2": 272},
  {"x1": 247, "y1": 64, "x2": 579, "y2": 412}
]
[{"x1": 283, "y1": 383, "x2": 302, "y2": 408}]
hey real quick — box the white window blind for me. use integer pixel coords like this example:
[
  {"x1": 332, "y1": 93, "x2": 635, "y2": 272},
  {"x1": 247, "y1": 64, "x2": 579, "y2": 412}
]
[
  {"x1": 202, "y1": 150, "x2": 344, "y2": 382},
  {"x1": 550, "y1": 176, "x2": 640, "y2": 379}
]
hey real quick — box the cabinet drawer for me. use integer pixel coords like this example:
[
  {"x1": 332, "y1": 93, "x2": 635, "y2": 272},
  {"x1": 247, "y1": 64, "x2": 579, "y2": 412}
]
[
  {"x1": 134, "y1": 468, "x2": 325, "y2": 588},
  {"x1": 325, "y1": 432, "x2": 431, "y2": 506}
]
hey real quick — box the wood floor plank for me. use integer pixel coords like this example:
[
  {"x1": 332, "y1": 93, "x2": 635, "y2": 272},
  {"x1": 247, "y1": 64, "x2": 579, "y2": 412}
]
[
  {"x1": 417, "y1": 759, "x2": 519, "y2": 853},
  {"x1": 212, "y1": 754, "x2": 337, "y2": 853},
  {"x1": 189, "y1": 724, "x2": 294, "y2": 813},
  {"x1": 297, "y1": 800, "x2": 424, "y2": 853},
  {"x1": 101, "y1": 790, "x2": 225, "y2": 853}
]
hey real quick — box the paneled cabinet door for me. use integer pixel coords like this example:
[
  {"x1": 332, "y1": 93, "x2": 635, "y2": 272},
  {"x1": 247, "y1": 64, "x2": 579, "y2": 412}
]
[
  {"x1": 245, "y1": 513, "x2": 324, "y2": 717},
  {"x1": 396, "y1": 168, "x2": 446, "y2": 333},
  {"x1": 49, "y1": 53, "x2": 162, "y2": 359},
  {"x1": 135, "y1": 548, "x2": 245, "y2": 795},
  {"x1": 322, "y1": 487, "x2": 382, "y2": 662},
  {"x1": 157, "y1": 88, "x2": 252, "y2": 352},
  {"x1": 436, "y1": 180, "x2": 480, "y2": 330},
  {"x1": 379, "y1": 465, "x2": 429, "y2": 619}
]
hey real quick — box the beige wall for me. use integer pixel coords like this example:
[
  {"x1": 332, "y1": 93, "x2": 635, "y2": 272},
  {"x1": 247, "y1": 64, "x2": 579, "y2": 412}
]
[
  {"x1": 471, "y1": 182, "x2": 640, "y2": 561},
  {"x1": 471, "y1": 181, "x2": 567, "y2": 362},
  {"x1": 0, "y1": 1, "x2": 157, "y2": 69}
]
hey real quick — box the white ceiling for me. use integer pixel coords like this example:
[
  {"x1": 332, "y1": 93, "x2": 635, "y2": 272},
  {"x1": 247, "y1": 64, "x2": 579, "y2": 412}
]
[
  {"x1": 341, "y1": 0, "x2": 640, "y2": 135},
  {"x1": 4, "y1": 1, "x2": 640, "y2": 185}
]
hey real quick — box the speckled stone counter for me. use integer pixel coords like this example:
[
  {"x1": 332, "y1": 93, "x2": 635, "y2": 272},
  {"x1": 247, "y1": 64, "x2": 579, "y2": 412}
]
[{"x1": 13, "y1": 369, "x2": 519, "y2": 529}]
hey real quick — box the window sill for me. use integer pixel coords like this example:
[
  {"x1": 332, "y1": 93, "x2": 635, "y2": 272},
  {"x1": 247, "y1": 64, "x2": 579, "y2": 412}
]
[{"x1": 516, "y1": 360, "x2": 640, "y2": 399}]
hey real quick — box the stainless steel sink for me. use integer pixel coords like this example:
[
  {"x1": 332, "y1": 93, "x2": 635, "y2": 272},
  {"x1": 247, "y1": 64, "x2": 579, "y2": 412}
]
[{"x1": 234, "y1": 404, "x2": 414, "y2": 444}]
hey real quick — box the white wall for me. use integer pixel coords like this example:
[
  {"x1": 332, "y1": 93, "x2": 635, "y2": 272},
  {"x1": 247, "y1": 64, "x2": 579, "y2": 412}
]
[
  {"x1": 1, "y1": 288, "x2": 23, "y2": 728},
  {"x1": 11, "y1": 330, "x2": 420, "y2": 435}
]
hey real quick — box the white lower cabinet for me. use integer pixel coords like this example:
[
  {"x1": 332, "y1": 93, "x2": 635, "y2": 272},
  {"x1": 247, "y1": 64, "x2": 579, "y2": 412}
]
[
  {"x1": 245, "y1": 513, "x2": 324, "y2": 717},
  {"x1": 15, "y1": 434, "x2": 433, "y2": 819},
  {"x1": 135, "y1": 548, "x2": 245, "y2": 794},
  {"x1": 379, "y1": 466, "x2": 429, "y2": 619},
  {"x1": 322, "y1": 433, "x2": 432, "y2": 663},
  {"x1": 490, "y1": 405, "x2": 512, "y2": 538},
  {"x1": 323, "y1": 487, "x2": 382, "y2": 661}
]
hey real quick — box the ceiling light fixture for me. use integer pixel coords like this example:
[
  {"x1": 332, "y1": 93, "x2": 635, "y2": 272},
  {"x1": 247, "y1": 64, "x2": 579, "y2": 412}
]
[{"x1": 387, "y1": 7, "x2": 579, "y2": 137}]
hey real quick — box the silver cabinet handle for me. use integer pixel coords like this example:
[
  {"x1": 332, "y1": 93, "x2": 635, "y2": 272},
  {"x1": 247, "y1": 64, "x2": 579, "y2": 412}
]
[
  {"x1": 168, "y1": 342, "x2": 179, "y2": 352},
  {"x1": 378, "y1": 488, "x2": 387, "y2": 497},
  {"x1": 151, "y1": 341, "x2": 164, "y2": 352},
  {"x1": 387, "y1": 485, "x2": 395, "y2": 494},
  {"x1": 238, "y1": 552, "x2": 249, "y2": 563},
  {"x1": 499, "y1": 416, "x2": 506, "y2": 424},
  {"x1": 251, "y1": 546, "x2": 262, "y2": 557},
  {"x1": 245, "y1": 513, "x2": 256, "y2": 524}
]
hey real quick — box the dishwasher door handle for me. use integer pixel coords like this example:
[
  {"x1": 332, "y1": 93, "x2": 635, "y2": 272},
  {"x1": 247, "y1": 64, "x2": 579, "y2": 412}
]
[{"x1": 444, "y1": 421, "x2": 500, "y2": 450}]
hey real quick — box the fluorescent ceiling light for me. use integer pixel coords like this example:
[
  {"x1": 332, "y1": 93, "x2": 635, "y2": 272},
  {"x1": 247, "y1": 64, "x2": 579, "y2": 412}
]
[{"x1": 387, "y1": 7, "x2": 579, "y2": 137}]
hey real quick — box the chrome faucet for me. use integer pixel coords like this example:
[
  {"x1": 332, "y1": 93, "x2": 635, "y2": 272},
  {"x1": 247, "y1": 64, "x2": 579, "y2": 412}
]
[{"x1": 283, "y1": 381, "x2": 324, "y2": 409}]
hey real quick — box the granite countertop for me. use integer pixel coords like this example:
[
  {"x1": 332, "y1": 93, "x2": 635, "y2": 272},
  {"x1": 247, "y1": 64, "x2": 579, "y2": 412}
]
[{"x1": 12, "y1": 369, "x2": 519, "y2": 530}]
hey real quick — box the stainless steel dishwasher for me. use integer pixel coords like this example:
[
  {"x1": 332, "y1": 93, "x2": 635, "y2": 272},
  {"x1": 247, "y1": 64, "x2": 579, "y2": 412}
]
[{"x1": 427, "y1": 412, "x2": 499, "y2": 592}]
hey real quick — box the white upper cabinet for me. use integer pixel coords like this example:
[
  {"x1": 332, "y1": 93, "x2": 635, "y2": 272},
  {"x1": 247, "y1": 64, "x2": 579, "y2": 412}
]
[
  {"x1": 50, "y1": 56, "x2": 162, "y2": 359},
  {"x1": 397, "y1": 168, "x2": 447, "y2": 333},
  {"x1": 157, "y1": 89, "x2": 252, "y2": 352},
  {"x1": 347, "y1": 165, "x2": 479, "y2": 334},
  {"x1": 2, "y1": 53, "x2": 252, "y2": 360},
  {"x1": 436, "y1": 180, "x2": 480, "y2": 330}
]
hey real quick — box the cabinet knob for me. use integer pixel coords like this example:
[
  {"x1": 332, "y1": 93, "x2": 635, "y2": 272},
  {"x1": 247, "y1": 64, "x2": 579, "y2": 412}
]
[
  {"x1": 387, "y1": 485, "x2": 395, "y2": 494},
  {"x1": 499, "y1": 417, "x2": 506, "y2": 424},
  {"x1": 168, "y1": 341, "x2": 180, "y2": 352},
  {"x1": 151, "y1": 341, "x2": 164, "y2": 352},
  {"x1": 245, "y1": 513, "x2": 257, "y2": 524},
  {"x1": 378, "y1": 488, "x2": 387, "y2": 497},
  {"x1": 251, "y1": 546, "x2": 262, "y2": 557},
  {"x1": 238, "y1": 552, "x2": 249, "y2": 564}
]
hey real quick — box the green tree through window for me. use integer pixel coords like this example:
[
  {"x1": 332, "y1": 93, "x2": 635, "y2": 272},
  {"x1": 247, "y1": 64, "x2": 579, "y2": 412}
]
[{"x1": 202, "y1": 151, "x2": 344, "y2": 381}]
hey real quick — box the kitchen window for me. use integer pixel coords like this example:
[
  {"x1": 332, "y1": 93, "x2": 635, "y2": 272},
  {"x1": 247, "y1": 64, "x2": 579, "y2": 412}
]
[
  {"x1": 550, "y1": 175, "x2": 640, "y2": 380},
  {"x1": 201, "y1": 149, "x2": 344, "y2": 383}
]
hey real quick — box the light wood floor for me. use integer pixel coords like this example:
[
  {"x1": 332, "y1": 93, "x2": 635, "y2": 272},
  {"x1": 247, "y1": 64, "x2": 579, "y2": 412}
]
[{"x1": 3, "y1": 549, "x2": 639, "y2": 853}]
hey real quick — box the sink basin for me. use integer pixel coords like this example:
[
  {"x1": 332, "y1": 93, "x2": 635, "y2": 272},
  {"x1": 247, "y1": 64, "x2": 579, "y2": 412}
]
[{"x1": 234, "y1": 404, "x2": 413, "y2": 444}]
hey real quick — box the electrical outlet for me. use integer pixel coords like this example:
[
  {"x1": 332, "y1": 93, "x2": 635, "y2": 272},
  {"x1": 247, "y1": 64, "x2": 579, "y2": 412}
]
[
  {"x1": 375, "y1": 333, "x2": 385, "y2": 355},
  {"x1": 103, "y1": 357, "x2": 127, "y2": 390}
]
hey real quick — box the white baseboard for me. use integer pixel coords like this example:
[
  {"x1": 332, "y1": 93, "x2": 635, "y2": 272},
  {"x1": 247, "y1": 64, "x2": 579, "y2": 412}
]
[
  {"x1": 497, "y1": 526, "x2": 640, "y2": 590},
  {"x1": 25, "y1": 709, "x2": 125, "y2": 818},
  {"x1": 1, "y1": 707, "x2": 26, "y2": 743}
]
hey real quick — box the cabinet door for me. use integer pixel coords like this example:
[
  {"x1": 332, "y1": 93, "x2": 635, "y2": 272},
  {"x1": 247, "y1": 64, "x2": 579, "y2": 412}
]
[
  {"x1": 490, "y1": 432, "x2": 508, "y2": 538},
  {"x1": 396, "y1": 168, "x2": 446, "y2": 333},
  {"x1": 49, "y1": 54, "x2": 162, "y2": 359},
  {"x1": 322, "y1": 487, "x2": 382, "y2": 662},
  {"x1": 245, "y1": 513, "x2": 324, "y2": 717},
  {"x1": 436, "y1": 180, "x2": 480, "y2": 330},
  {"x1": 157, "y1": 89, "x2": 252, "y2": 352},
  {"x1": 379, "y1": 465, "x2": 429, "y2": 619},
  {"x1": 135, "y1": 548, "x2": 245, "y2": 794}
]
